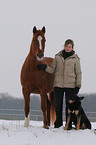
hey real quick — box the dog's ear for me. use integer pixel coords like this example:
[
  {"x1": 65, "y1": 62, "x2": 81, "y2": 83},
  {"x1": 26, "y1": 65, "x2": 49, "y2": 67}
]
[{"x1": 79, "y1": 96, "x2": 84, "y2": 101}]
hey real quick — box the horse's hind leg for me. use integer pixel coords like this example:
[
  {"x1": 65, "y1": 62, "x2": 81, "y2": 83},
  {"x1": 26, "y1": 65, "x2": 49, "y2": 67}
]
[
  {"x1": 22, "y1": 88, "x2": 30, "y2": 127},
  {"x1": 47, "y1": 96, "x2": 51, "y2": 126},
  {"x1": 48, "y1": 91, "x2": 56, "y2": 126}
]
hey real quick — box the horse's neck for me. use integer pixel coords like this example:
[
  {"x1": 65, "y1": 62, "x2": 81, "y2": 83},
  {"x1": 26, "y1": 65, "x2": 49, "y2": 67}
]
[
  {"x1": 30, "y1": 42, "x2": 37, "y2": 57},
  {"x1": 28, "y1": 53, "x2": 38, "y2": 68},
  {"x1": 29, "y1": 42, "x2": 41, "y2": 66}
]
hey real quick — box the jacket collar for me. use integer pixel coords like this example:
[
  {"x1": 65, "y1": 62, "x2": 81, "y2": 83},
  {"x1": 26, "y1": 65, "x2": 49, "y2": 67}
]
[{"x1": 56, "y1": 50, "x2": 77, "y2": 59}]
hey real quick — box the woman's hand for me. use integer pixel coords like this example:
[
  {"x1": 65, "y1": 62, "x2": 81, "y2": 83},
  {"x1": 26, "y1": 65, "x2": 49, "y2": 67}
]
[
  {"x1": 73, "y1": 87, "x2": 80, "y2": 94},
  {"x1": 37, "y1": 64, "x2": 47, "y2": 70}
]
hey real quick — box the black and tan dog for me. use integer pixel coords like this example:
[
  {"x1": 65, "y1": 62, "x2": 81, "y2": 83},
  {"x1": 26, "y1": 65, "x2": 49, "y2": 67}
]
[{"x1": 65, "y1": 94, "x2": 91, "y2": 130}]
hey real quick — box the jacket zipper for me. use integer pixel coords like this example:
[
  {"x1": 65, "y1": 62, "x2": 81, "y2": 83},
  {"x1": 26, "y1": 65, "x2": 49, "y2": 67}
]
[{"x1": 60, "y1": 56, "x2": 65, "y2": 87}]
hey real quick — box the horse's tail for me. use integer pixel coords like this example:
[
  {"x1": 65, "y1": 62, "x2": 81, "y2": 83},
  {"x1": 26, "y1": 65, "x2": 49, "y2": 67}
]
[{"x1": 47, "y1": 91, "x2": 56, "y2": 126}]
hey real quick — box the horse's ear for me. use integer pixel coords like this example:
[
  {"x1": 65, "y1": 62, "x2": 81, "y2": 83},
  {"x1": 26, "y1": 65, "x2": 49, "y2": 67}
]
[
  {"x1": 42, "y1": 26, "x2": 46, "y2": 33},
  {"x1": 33, "y1": 26, "x2": 37, "y2": 34}
]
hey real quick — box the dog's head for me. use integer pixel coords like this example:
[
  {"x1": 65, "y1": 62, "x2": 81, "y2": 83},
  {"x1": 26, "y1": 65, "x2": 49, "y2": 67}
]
[
  {"x1": 67, "y1": 94, "x2": 84, "y2": 104},
  {"x1": 66, "y1": 94, "x2": 84, "y2": 111}
]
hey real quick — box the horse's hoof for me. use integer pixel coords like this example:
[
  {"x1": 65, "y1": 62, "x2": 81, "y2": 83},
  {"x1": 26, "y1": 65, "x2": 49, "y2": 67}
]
[
  {"x1": 24, "y1": 122, "x2": 29, "y2": 127},
  {"x1": 64, "y1": 127, "x2": 67, "y2": 130},
  {"x1": 43, "y1": 126, "x2": 49, "y2": 129},
  {"x1": 24, "y1": 117, "x2": 30, "y2": 127}
]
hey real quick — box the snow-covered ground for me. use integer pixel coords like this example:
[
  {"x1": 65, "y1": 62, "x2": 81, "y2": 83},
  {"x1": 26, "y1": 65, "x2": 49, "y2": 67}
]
[{"x1": 0, "y1": 120, "x2": 96, "y2": 145}]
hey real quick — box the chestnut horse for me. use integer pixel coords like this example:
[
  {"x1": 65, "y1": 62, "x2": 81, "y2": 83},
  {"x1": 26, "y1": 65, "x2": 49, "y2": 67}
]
[{"x1": 20, "y1": 26, "x2": 56, "y2": 128}]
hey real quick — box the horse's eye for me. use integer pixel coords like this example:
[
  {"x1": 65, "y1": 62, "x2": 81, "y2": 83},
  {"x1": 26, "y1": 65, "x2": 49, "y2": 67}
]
[{"x1": 33, "y1": 40, "x2": 35, "y2": 42}]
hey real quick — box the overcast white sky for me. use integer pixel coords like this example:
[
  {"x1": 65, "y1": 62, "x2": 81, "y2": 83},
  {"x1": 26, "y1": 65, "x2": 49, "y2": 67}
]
[{"x1": 0, "y1": 0, "x2": 96, "y2": 98}]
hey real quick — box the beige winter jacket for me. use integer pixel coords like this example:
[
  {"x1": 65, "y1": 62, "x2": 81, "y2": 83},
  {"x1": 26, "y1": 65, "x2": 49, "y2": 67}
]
[{"x1": 45, "y1": 50, "x2": 82, "y2": 88}]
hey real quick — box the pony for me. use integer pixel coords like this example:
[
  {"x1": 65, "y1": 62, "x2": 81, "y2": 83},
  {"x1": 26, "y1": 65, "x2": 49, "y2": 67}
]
[{"x1": 20, "y1": 26, "x2": 56, "y2": 128}]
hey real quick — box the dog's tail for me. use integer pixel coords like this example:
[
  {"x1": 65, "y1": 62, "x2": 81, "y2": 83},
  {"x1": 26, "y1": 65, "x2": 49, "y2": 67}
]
[
  {"x1": 81, "y1": 108, "x2": 91, "y2": 129},
  {"x1": 85, "y1": 118, "x2": 91, "y2": 129},
  {"x1": 47, "y1": 91, "x2": 56, "y2": 126}
]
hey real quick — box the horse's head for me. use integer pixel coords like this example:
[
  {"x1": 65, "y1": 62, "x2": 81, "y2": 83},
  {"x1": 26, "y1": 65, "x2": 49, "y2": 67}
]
[{"x1": 31, "y1": 26, "x2": 46, "y2": 61}]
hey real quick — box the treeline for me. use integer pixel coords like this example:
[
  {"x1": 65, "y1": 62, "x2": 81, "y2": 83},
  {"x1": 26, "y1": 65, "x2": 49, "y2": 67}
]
[
  {"x1": 0, "y1": 93, "x2": 41, "y2": 110},
  {"x1": 0, "y1": 93, "x2": 41, "y2": 120},
  {"x1": 81, "y1": 93, "x2": 96, "y2": 112},
  {"x1": 0, "y1": 93, "x2": 96, "y2": 121}
]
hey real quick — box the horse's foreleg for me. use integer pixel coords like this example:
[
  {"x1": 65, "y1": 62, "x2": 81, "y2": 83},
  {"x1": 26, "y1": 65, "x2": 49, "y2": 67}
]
[
  {"x1": 40, "y1": 91, "x2": 49, "y2": 129},
  {"x1": 23, "y1": 88, "x2": 30, "y2": 127}
]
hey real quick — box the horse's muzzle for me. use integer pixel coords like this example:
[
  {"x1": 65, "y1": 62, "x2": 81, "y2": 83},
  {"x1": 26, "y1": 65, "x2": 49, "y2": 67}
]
[
  {"x1": 37, "y1": 53, "x2": 44, "y2": 61},
  {"x1": 37, "y1": 53, "x2": 44, "y2": 58}
]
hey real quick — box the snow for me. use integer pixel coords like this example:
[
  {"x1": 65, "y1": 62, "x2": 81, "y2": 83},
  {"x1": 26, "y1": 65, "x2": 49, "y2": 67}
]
[{"x1": 0, "y1": 120, "x2": 96, "y2": 145}]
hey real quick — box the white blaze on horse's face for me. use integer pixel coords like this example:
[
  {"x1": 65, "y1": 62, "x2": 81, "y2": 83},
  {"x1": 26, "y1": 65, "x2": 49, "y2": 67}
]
[
  {"x1": 38, "y1": 36, "x2": 42, "y2": 50},
  {"x1": 37, "y1": 35, "x2": 44, "y2": 61}
]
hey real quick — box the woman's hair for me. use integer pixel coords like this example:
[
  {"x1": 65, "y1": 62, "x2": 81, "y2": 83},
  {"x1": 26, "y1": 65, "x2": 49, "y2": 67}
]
[{"x1": 64, "y1": 39, "x2": 74, "y2": 48}]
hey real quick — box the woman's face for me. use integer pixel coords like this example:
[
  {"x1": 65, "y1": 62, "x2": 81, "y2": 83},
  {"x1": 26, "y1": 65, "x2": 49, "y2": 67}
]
[{"x1": 64, "y1": 43, "x2": 73, "y2": 52}]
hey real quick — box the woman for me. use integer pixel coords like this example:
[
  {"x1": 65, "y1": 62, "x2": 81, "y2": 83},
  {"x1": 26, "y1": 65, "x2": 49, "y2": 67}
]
[{"x1": 38, "y1": 39, "x2": 82, "y2": 129}]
